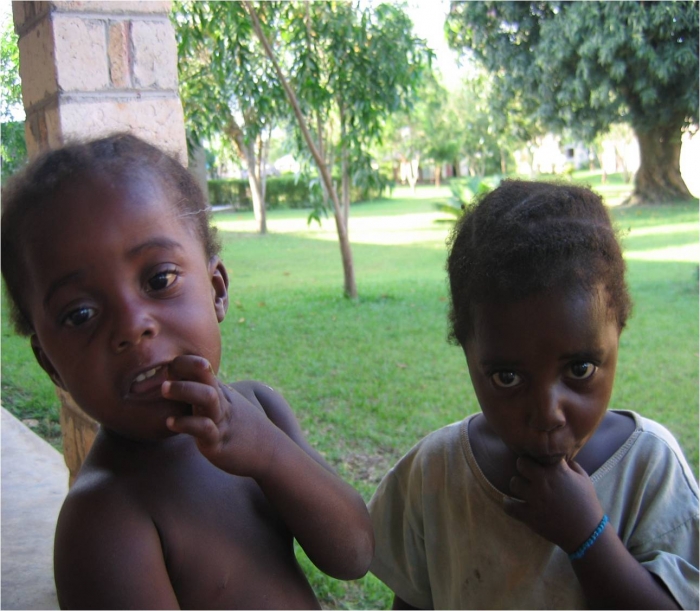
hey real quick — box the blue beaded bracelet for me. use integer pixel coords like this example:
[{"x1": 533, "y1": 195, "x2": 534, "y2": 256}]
[{"x1": 568, "y1": 514, "x2": 609, "y2": 561}]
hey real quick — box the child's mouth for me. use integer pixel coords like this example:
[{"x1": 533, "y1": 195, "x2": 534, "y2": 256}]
[
  {"x1": 134, "y1": 366, "x2": 162, "y2": 383},
  {"x1": 129, "y1": 364, "x2": 168, "y2": 396},
  {"x1": 528, "y1": 453, "x2": 566, "y2": 466}
]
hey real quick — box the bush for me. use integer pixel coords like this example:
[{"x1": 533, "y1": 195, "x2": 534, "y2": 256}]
[
  {"x1": 1, "y1": 121, "x2": 27, "y2": 181},
  {"x1": 265, "y1": 175, "x2": 313, "y2": 209},
  {"x1": 208, "y1": 179, "x2": 250, "y2": 209},
  {"x1": 208, "y1": 173, "x2": 389, "y2": 211}
]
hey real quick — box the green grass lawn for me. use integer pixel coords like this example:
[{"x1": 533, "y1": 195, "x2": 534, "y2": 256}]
[{"x1": 1, "y1": 173, "x2": 698, "y2": 609}]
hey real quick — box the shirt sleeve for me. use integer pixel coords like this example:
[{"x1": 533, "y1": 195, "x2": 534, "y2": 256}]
[
  {"x1": 618, "y1": 420, "x2": 700, "y2": 610},
  {"x1": 368, "y1": 453, "x2": 434, "y2": 610}
]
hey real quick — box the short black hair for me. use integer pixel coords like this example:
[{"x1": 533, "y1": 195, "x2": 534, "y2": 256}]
[
  {"x1": 446, "y1": 179, "x2": 631, "y2": 345},
  {"x1": 1, "y1": 133, "x2": 221, "y2": 336}
]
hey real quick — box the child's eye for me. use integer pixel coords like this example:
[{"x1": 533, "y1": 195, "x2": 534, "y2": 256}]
[
  {"x1": 147, "y1": 269, "x2": 179, "y2": 292},
  {"x1": 63, "y1": 307, "x2": 96, "y2": 327},
  {"x1": 491, "y1": 371, "x2": 522, "y2": 388},
  {"x1": 567, "y1": 362, "x2": 597, "y2": 380}
]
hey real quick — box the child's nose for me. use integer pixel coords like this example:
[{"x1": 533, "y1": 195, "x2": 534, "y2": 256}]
[
  {"x1": 528, "y1": 386, "x2": 566, "y2": 432},
  {"x1": 110, "y1": 298, "x2": 158, "y2": 353}
]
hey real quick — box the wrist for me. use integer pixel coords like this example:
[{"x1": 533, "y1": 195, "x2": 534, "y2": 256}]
[{"x1": 568, "y1": 514, "x2": 609, "y2": 561}]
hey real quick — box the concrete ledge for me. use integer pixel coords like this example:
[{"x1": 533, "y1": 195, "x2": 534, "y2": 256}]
[{"x1": 1, "y1": 407, "x2": 67, "y2": 610}]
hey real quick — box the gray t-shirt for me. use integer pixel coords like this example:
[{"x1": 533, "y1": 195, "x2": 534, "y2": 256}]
[{"x1": 369, "y1": 411, "x2": 699, "y2": 609}]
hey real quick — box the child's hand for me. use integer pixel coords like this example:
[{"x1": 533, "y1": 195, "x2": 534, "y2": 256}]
[
  {"x1": 503, "y1": 456, "x2": 605, "y2": 554},
  {"x1": 163, "y1": 356, "x2": 373, "y2": 580},
  {"x1": 162, "y1": 355, "x2": 277, "y2": 477}
]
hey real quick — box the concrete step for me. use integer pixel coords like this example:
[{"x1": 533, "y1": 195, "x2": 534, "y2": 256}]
[{"x1": 1, "y1": 407, "x2": 67, "y2": 610}]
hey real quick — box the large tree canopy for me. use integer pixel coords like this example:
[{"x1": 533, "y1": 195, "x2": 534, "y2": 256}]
[{"x1": 446, "y1": 1, "x2": 699, "y2": 204}]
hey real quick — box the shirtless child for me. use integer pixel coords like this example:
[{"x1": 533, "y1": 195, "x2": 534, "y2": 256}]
[{"x1": 1, "y1": 134, "x2": 374, "y2": 609}]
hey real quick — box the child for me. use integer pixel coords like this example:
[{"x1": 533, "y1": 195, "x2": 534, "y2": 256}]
[
  {"x1": 1, "y1": 133, "x2": 374, "y2": 609},
  {"x1": 368, "y1": 180, "x2": 698, "y2": 609}
]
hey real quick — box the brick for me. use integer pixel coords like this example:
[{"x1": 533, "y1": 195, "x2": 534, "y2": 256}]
[
  {"x1": 12, "y1": 2, "x2": 51, "y2": 30},
  {"x1": 43, "y1": 105, "x2": 63, "y2": 150},
  {"x1": 108, "y1": 21, "x2": 131, "y2": 88},
  {"x1": 17, "y1": 17, "x2": 58, "y2": 108},
  {"x1": 131, "y1": 19, "x2": 178, "y2": 90},
  {"x1": 25, "y1": 109, "x2": 48, "y2": 158},
  {"x1": 57, "y1": 96, "x2": 187, "y2": 163},
  {"x1": 53, "y1": 15, "x2": 109, "y2": 92},
  {"x1": 51, "y1": 2, "x2": 172, "y2": 16}
]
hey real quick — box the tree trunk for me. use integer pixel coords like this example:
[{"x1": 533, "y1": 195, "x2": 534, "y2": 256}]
[
  {"x1": 630, "y1": 123, "x2": 694, "y2": 205},
  {"x1": 245, "y1": 1, "x2": 358, "y2": 298},
  {"x1": 247, "y1": 173, "x2": 267, "y2": 234},
  {"x1": 339, "y1": 105, "x2": 350, "y2": 227},
  {"x1": 407, "y1": 156, "x2": 420, "y2": 193},
  {"x1": 434, "y1": 165, "x2": 441, "y2": 187},
  {"x1": 244, "y1": 141, "x2": 267, "y2": 234},
  {"x1": 226, "y1": 120, "x2": 267, "y2": 234}
]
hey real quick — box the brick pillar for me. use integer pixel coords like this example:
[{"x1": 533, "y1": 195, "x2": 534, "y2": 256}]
[{"x1": 12, "y1": 0, "x2": 188, "y2": 485}]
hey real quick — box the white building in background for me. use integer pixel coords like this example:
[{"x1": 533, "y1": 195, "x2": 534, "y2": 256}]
[
  {"x1": 514, "y1": 131, "x2": 638, "y2": 177},
  {"x1": 680, "y1": 129, "x2": 700, "y2": 197},
  {"x1": 273, "y1": 154, "x2": 301, "y2": 174}
]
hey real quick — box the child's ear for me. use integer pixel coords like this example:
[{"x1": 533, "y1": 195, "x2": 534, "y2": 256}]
[
  {"x1": 30, "y1": 334, "x2": 66, "y2": 390},
  {"x1": 209, "y1": 256, "x2": 229, "y2": 322}
]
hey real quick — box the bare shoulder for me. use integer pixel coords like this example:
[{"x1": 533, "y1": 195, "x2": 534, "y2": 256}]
[
  {"x1": 230, "y1": 380, "x2": 298, "y2": 432},
  {"x1": 231, "y1": 379, "x2": 288, "y2": 409},
  {"x1": 229, "y1": 380, "x2": 330, "y2": 469},
  {"x1": 54, "y1": 464, "x2": 177, "y2": 609}
]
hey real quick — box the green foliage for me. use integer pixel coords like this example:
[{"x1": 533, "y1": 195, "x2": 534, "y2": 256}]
[
  {"x1": 1, "y1": 12, "x2": 26, "y2": 178},
  {"x1": 435, "y1": 175, "x2": 500, "y2": 218},
  {"x1": 0, "y1": 13, "x2": 22, "y2": 121},
  {"x1": 173, "y1": 1, "x2": 285, "y2": 147},
  {"x1": 277, "y1": 1, "x2": 432, "y2": 202},
  {"x1": 209, "y1": 175, "x2": 312, "y2": 210},
  {"x1": 283, "y1": 2, "x2": 432, "y2": 144},
  {"x1": 208, "y1": 174, "x2": 388, "y2": 211},
  {"x1": 1, "y1": 120, "x2": 27, "y2": 180},
  {"x1": 446, "y1": 1, "x2": 699, "y2": 202},
  {"x1": 446, "y1": 1, "x2": 699, "y2": 138}
]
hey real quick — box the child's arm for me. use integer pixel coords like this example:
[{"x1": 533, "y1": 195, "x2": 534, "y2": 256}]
[
  {"x1": 504, "y1": 456, "x2": 681, "y2": 609},
  {"x1": 54, "y1": 483, "x2": 181, "y2": 610},
  {"x1": 163, "y1": 355, "x2": 374, "y2": 581}
]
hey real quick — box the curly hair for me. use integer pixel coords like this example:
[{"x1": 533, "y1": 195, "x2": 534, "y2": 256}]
[
  {"x1": 446, "y1": 179, "x2": 631, "y2": 346},
  {"x1": 1, "y1": 133, "x2": 221, "y2": 336}
]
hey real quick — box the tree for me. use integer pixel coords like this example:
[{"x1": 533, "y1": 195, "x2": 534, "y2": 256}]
[
  {"x1": 243, "y1": 1, "x2": 431, "y2": 298},
  {"x1": 377, "y1": 71, "x2": 452, "y2": 191},
  {"x1": 414, "y1": 73, "x2": 461, "y2": 187},
  {"x1": 446, "y1": 1, "x2": 699, "y2": 204},
  {"x1": 1, "y1": 11, "x2": 27, "y2": 179},
  {"x1": 173, "y1": 1, "x2": 288, "y2": 233}
]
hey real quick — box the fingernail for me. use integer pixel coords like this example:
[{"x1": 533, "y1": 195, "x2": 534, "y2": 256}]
[{"x1": 162, "y1": 381, "x2": 171, "y2": 395}]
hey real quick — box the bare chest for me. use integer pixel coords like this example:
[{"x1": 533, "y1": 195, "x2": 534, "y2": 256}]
[{"x1": 102, "y1": 446, "x2": 320, "y2": 609}]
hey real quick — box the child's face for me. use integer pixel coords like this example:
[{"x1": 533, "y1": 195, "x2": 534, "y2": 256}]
[
  {"x1": 463, "y1": 285, "x2": 619, "y2": 465},
  {"x1": 24, "y1": 173, "x2": 228, "y2": 441}
]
